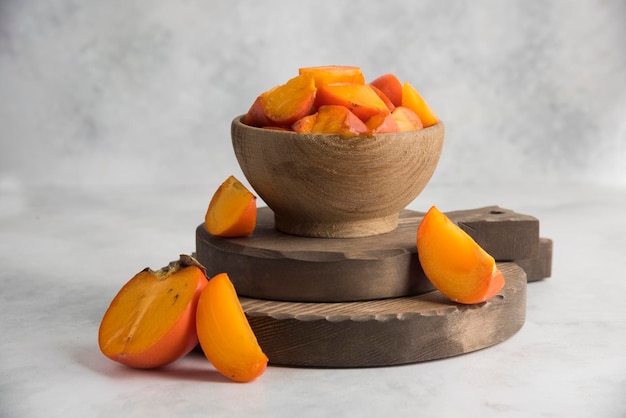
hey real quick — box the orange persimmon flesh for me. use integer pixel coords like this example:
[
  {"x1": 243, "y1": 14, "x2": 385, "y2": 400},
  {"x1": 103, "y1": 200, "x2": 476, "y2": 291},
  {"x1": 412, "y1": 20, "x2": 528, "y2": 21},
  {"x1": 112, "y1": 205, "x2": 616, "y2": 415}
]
[
  {"x1": 196, "y1": 273, "x2": 268, "y2": 382},
  {"x1": 298, "y1": 65, "x2": 365, "y2": 87},
  {"x1": 243, "y1": 67, "x2": 438, "y2": 135},
  {"x1": 315, "y1": 83, "x2": 390, "y2": 123},
  {"x1": 98, "y1": 255, "x2": 208, "y2": 368},
  {"x1": 369, "y1": 84, "x2": 396, "y2": 112},
  {"x1": 402, "y1": 82, "x2": 439, "y2": 128},
  {"x1": 365, "y1": 112, "x2": 399, "y2": 134},
  {"x1": 416, "y1": 206, "x2": 505, "y2": 304},
  {"x1": 292, "y1": 113, "x2": 317, "y2": 133},
  {"x1": 391, "y1": 106, "x2": 424, "y2": 132},
  {"x1": 310, "y1": 105, "x2": 369, "y2": 137},
  {"x1": 260, "y1": 73, "x2": 316, "y2": 127},
  {"x1": 205, "y1": 175, "x2": 256, "y2": 237}
]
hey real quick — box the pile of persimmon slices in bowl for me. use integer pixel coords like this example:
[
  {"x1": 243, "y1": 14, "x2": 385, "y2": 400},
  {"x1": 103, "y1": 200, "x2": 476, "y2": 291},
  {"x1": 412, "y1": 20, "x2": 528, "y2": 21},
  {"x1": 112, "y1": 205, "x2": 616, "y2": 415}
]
[{"x1": 243, "y1": 65, "x2": 438, "y2": 137}]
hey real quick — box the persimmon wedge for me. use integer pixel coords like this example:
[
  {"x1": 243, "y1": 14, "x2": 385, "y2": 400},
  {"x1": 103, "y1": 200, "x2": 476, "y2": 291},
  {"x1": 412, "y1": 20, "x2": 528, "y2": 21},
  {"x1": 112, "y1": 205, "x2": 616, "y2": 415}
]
[
  {"x1": 310, "y1": 105, "x2": 370, "y2": 137},
  {"x1": 402, "y1": 82, "x2": 439, "y2": 128},
  {"x1": 260, "y1": 73, "x2": 316, "y2": 127},
  {"x1": 98, "y1": 255, "x2": 208, "y2": 368},
  {"x1": 391, "y1": 106, "x2": 423, "y2": 132},
  {"x1": 315, "y1": 83, "x2": 390, "y2": 123},
  {"x1": 205, "y1": 175, "x2": 257, "y2": 237},
  {"x1": 416, "y1": 206, "x2": 505, "y2": 304},
  {"x1": 370, "y1": 73, "x2": 403, "y2": 107},
  {"x1": 196, "y1": 273, "x2": 268, "y2": 382}
]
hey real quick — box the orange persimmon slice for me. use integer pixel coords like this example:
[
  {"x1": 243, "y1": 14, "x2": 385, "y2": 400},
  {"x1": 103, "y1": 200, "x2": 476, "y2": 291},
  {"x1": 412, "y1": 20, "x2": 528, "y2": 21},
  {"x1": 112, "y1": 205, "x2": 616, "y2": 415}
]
[
  {"x1": 298, "y1": 65, "x2": 365, "y2": 87},
  {"x1": 402, "y1": 82, "x2": 439, "y2": 128},
  {"x1": 196, "y1": 273, "x2": 268, "y2": 382},
  {"x1": 315, "y1": 83, "x2": 390, "y2": 123},
  {"x1": 391, "y1": 106, "x2": 424, "y2": 132},
  {"x1": 292, "y1": 114, "x2": 317, "y2": 133},
  {"x1": 98, "y1": 255, "x2": 208, "y2": 368},
  {"x1": 416, "y1": 206, "x2": 505, "y2": 304},
  {"x1": 369, "y1": 83, "x2": 396, "y2": 112},
  {"x1": 205, "y1": 175, "x2": 256, "y2": 237},
  {"x1": 260, "y1": 73, "x2": 316, "y2": 127},
  {"x1": 370, "y1": 73, "x2": 403, "y2": 108},
  {"x1": 365, "y1": 112, "x2": 399, "y2": 134},
  {"x1": 243, "y1": 96, "x2": 271, "y2": 128},
  {"x1": 310, "y1": 105, "x2": 369, "y2": 137}
]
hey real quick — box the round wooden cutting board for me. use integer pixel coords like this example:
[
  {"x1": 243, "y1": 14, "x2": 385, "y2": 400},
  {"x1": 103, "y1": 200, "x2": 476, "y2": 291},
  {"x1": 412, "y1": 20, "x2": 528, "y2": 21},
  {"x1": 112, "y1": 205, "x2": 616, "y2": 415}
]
[{"x1": 242, "y1": 262, "x2": 526, "y2": 368}]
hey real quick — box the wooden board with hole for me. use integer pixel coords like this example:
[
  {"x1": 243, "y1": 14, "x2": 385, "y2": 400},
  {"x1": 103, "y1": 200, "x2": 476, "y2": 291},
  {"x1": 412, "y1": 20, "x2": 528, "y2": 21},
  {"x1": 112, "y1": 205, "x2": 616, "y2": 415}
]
[{"x1": 195, "y1": 206, "x2": 548, "y2": 302}]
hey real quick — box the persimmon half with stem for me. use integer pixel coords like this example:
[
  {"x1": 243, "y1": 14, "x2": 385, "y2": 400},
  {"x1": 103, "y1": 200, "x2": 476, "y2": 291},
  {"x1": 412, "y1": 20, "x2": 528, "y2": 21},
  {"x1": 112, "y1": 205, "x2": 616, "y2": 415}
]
[
  {"x1": 416, "y1": 206, "x2": 505, "y2": 304},
  {"x1": 196, "y1": 273, "x2": 268, "y2": 382},
  {"x1": 98, "y1": 254, "x2": 208, "y2": 369},
  {"x1": 205, "y1": 175, "x2": 257, "y2": 237}
]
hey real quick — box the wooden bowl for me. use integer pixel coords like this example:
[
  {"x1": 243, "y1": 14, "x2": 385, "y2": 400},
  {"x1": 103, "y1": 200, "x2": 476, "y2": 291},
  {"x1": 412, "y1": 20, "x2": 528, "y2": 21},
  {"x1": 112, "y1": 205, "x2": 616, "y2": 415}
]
[{"x1": 231, "y1": 116, "x2": 445, "y2": 238}]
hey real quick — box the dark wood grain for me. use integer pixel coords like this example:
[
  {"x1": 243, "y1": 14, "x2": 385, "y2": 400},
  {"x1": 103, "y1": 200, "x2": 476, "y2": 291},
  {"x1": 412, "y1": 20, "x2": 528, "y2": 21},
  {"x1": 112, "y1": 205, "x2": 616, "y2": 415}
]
[
  {"x1": 447, "y1": 206, "x2": 539, "y2": 260},
  {"x1": 195, "y1": 206, "x2": 542, "y2": 302},
  {"x1": 516, "y1": 237, "x2": 553, "y2": 282},
  {"x1": 242, "y1": 262, "x2": 526, "y2": 367}
]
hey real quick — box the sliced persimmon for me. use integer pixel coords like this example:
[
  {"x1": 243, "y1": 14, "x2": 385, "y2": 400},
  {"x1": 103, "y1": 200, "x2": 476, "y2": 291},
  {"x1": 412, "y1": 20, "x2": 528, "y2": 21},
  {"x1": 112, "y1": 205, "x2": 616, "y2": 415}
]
[
  {"x1": 315, "y1": 83, "x2": 390, "y2": 123},
  {"x1": 196, "y1": 273, "x2": 268, "y2": 382},
  {"x1": 298, "y1": 65, "x2": 365, "y2": 87},
  {"x1": 243, "y1": 96, "x2": 271, "y2": 128},
  {"x1": 260, "y1": 73, "x2": 316, "y2": 127},
  {"x1": 292, "y1": 114, "x2": 317, "y2": 133},
  {"x1": 365, "y1": 112, "x2": 399, "y2": 134},
  {"x1": 369, "y1": 83, "x2": 396, "y2": 112},
  {"x1": 416, "y1": 206, "x2": 505, "y2": 304},
  {"x1": 205, "y1": 176, "x2": 257, "y2": 237},
  {"x1": 98, "y1": 255, "x2": 208, "y2": 368},
  {"x1": 402, "y1": 82, "x2": 439, "y2": 127},
  {"x1": 370, "y1": 73, "x2": 403, "y2": 107},
  {"x1": 310, "y1": 105, "x2": 369, "y2": 137},
  {"x1": 391, "y1": 106, "x2": 423, "y2": 132}
]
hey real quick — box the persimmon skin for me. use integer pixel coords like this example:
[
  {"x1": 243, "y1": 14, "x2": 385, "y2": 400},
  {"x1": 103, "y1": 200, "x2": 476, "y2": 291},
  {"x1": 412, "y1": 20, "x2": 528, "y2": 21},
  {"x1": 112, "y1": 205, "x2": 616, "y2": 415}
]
[
  {"x1": 370, "y1": 73, "x2": 403, "y2": 107},
  {"x1": 98, "y1": 255, "x2": 208, "y2": 369},
  {"x1": 365, "y1": 112, "x2": 399, "y2": 134},
  {"x1": 196, "y1": 273, "x2": 268, "y2": 383},
  {"x1": 416, "y1": 206, "x2": 505, "y2": 304},
  {"x1": 292, "y1": 114, "x2": 317, "y2": 133},
  {"x1": 369, "y1": 84, "x2": 396, "y2": 112},
  {"x1": 205, "y1": 175, "x2": 257, "y2": 238}
]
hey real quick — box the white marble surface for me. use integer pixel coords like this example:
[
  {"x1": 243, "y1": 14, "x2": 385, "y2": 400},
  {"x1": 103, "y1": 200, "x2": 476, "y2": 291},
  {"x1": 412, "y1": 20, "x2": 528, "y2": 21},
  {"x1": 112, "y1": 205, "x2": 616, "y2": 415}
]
[{"x1": 1, "y1": 182, "x2": 625, "y2": 417}]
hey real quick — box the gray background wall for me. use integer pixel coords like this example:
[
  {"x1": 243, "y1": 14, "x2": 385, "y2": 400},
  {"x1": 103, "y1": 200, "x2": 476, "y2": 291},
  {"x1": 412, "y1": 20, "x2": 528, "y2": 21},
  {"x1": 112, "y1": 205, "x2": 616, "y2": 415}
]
[{"x1": 1, "y1": 0, "x2": 625, "y2": 190}]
